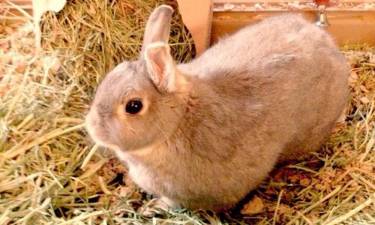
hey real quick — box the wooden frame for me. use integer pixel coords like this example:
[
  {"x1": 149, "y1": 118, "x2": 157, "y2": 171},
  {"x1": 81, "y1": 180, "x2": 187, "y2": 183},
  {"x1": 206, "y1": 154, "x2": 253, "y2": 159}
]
[
  {"x1": 177, "y1": 0, "x2": 375, "y2": 54},
  {"x1": 211, "y1": 11, "x2": 375, "y2": 45},
  {"x1": 176, "y1": 0, "x2": 213, "y2": 55}
]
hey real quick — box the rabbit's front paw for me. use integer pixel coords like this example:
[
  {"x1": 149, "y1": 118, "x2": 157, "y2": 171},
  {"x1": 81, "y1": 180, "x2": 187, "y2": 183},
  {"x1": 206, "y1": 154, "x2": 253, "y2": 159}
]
[{"x1": 139, "y1": 197, "x2": 175, "y2": 217}]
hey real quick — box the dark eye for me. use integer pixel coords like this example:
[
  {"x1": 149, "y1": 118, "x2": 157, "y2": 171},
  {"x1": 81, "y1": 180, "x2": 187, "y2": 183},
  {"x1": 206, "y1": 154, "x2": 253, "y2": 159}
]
[{"x1": 125, "y1": 99, "x2": 143, "y2": 114}]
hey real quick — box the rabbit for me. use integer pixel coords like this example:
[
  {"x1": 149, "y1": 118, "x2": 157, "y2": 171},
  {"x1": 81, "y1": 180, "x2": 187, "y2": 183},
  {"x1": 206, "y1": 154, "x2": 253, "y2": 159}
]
[{"x1": 85, "y1": 5, "x2": 349, "y2": 211}]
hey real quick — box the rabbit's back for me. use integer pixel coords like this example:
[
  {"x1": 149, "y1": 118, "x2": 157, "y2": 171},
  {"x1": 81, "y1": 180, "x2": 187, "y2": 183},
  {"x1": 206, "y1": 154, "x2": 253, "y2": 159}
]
[
  {"x1": 184, "y1": 14, "x2": 342, "y2": 77},
  {"x1": 180, "y1": 14, "x2": 349, "y2": 160}
]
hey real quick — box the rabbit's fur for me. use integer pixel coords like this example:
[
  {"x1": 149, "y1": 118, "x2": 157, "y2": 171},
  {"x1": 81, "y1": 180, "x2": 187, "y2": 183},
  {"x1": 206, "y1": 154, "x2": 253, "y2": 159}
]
[{"x1": 86, "y1": 5, "x2": 349, "y2": 211}]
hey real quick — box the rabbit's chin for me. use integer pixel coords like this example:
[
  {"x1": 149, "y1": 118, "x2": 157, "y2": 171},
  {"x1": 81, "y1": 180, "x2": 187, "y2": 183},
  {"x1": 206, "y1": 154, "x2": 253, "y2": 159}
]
[
  {"x1": 88, "y1": 130, "x2": 122, "y2": 152},
  {"x1": 86, "y1": 118, "x2": 157, "y2": 158},
  {"x1": 113, "y1": 145, "x2": 155, "y2": 162}
]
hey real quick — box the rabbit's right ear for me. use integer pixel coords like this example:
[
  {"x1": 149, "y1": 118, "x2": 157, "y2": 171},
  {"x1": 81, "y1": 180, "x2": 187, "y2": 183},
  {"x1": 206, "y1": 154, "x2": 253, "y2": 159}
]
[
  {"x1": 142, "y1": 5, "x2": 177, "y2": 92},
  {"x1": 144, "y1": 42, "x2": 177, "y2": 92},
  {"x1": 141, "y1": 5, "x2": 174, "y2": 52}
]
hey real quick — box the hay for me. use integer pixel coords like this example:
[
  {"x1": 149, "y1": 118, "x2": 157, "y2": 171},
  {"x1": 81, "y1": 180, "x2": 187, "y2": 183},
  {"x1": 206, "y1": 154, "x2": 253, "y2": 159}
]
[{"x1": 0, "y1": 0, "x2": 374, "y2": 224}]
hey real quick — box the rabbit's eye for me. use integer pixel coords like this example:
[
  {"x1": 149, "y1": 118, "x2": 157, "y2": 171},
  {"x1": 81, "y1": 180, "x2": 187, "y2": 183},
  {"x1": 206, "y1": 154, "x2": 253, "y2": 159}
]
[{"x1": 125, "y1": 99, "x2": 143, "y2": 114}]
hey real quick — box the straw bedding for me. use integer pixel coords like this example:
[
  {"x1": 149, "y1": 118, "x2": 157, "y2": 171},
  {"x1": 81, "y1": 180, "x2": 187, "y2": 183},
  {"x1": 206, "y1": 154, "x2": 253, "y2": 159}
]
[{"x1": 0, "y1": 0, "x2": 374, "y2": 224}]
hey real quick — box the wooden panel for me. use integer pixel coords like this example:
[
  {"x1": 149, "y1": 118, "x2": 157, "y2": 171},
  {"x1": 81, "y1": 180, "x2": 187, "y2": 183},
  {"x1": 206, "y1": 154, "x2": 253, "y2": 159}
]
[
  {"x1": 177, "y1": 0, "x2": 213, "y2": 55},
  {"x1": 211, "y1": 11, "x2": 375, "y2": 46},
  {"x1": 214, "y1": 0, "x2": 311, "y2": 3},
  {"x1": 214, "y1": 0, "x2": 375, "y2": 3},
  {"x1": 213, "y1": 1, "x2": 375, "y2": 12}
]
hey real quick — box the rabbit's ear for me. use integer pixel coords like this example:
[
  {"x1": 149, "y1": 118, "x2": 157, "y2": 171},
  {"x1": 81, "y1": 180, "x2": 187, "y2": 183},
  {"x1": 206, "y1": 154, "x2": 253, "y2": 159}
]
[
  {"x1": 142, "y1": 5, "x2": 173, "y2": 51},
  {"x1": 144, "y1": 42, "x2": 176, "y2": 92}
]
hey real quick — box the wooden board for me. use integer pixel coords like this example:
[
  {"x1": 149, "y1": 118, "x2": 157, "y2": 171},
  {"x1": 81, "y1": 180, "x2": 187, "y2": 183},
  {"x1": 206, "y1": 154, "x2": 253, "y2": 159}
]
[
  {"x1": 212, "y1": 0, "x2": 375, "y2": 11},
  {"x1": 177, "y1": 0, "x2": 213, "y2": 55},
  {"x1": 211, "y1": 11, "x2": 375, "y2": 46},
  {"x1": 176, "y1": 0, "x2": 375, "y2": 51},
  {"x1": 214, "y1": 0, "x2": 375, "y2": 2}
]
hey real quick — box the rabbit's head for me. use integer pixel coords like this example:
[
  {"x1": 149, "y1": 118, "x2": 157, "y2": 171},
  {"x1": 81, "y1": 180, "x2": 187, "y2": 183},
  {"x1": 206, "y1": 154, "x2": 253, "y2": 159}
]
[{"x1": 86, "y1": 5, "x2": 189, "y2": 152}]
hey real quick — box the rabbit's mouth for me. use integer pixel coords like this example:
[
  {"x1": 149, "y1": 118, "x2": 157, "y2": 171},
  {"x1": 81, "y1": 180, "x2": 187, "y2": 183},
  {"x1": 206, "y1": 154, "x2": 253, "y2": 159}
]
[
  {"x1": 85, "y1": 113, "x2": 121, "y2": 151},
  {"x1": 85, "y1": 116, "x2": 156, "y2": 161}
]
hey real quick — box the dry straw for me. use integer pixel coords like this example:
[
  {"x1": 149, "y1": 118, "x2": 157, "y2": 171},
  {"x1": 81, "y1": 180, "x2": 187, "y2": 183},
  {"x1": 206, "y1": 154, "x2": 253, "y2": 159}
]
[{"x1": 0, "y1": 0, "x2": 374, "y2": 224}]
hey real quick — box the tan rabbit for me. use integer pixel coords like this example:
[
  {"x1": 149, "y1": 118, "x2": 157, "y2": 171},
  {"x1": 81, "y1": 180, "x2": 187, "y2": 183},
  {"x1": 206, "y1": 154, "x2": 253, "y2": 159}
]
[{"x1": 86, "y1": 5, "x2": 349, "y2": 211}]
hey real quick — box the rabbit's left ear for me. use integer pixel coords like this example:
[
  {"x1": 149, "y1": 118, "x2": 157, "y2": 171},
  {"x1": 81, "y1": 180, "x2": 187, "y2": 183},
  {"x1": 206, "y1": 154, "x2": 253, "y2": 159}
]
[{"x1": 144, "y1": 42, "x2": 176, "y2": 92}]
